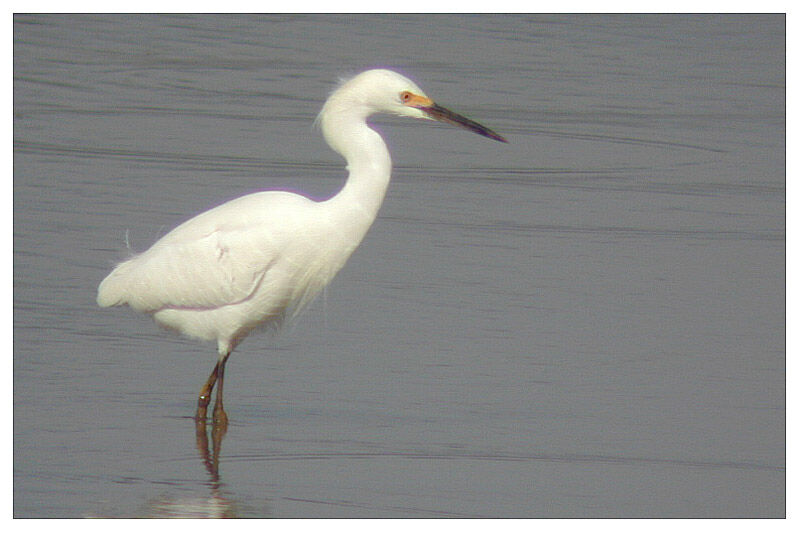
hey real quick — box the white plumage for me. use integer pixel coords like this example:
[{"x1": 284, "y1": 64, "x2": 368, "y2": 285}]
[
  {"x1": 98, "y1": 69, "x2": 506, "y2": 424},
  {"x1": 99, "y1": 192, "x2": 346, "y2": 351}
]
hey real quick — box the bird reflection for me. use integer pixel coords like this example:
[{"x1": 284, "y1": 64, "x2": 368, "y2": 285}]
[
  {"x1": 142, "y1": 488, "x2": 236, "y2": 519},
  {"x1": 195, "y1": 413, "x2": 228, "y2": 487},
  {"x1": 137, "y1": 417, "x2": 235, "y2": 518}
]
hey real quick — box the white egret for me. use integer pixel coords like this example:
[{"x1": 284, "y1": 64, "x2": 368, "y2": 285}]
[{"x1": 97, "y1": 68, "x2": 507, "y2": 424}]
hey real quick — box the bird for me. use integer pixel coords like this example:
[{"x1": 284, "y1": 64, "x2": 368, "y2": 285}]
[{"x1": 97, "y1": 68, "x2": 507, "y2": 425}]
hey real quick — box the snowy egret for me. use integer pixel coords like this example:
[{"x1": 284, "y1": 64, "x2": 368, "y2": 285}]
[{"x1": 97, "y1": 69, "x2": 507, "y2": 424}]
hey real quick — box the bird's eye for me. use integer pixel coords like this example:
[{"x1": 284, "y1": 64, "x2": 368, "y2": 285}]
[{"x1": 400, "y1": 91, "x2": 413, "y2": 104}]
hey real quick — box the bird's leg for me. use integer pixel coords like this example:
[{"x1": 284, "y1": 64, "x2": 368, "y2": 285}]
[
  {"x1": 196, "y1": 361, "x2": 221, "y2": 422},
  {"x1": 212, "y1": 352, "x2": 231, "y2": 428}
]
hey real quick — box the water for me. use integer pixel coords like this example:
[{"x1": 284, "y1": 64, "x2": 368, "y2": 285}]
[{"x1": 13, "y1": 14, "x2": 784, "y2": 517}]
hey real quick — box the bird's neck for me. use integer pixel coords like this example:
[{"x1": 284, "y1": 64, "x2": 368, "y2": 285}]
[{"x1": 322, "y1": 112, "x2": 393, "y2": 227}]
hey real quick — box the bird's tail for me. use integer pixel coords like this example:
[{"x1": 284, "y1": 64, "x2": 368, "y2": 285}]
[{"x1": 97, "y1": 259, "x2": 135, "y2": 308}]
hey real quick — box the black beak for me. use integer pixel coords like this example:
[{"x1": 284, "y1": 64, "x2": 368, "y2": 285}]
[{"x1": 422, "y1": 103, "x2": 508, "y2": 143}]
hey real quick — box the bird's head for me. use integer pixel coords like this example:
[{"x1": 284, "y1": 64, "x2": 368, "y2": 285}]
[{"x1": 320, "y1": 69, "x2": 507, "y2": 143}]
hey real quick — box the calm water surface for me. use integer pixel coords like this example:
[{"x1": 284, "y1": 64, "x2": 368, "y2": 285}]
[{"x1": 14, "y1": 14, "x2": 784, "y2": 517}]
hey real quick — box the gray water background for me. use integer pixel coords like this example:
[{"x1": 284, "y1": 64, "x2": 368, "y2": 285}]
[{"x1": 13, "y1": 14, "x2": 784, "y2": 517}]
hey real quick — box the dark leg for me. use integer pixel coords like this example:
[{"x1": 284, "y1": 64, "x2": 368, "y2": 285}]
[
  {"x1": 212, "y1": 352, "x2": 231, "y2": 427},
  {"x1": 196, "y1": 360, "x2": 221, "y2": 421}
]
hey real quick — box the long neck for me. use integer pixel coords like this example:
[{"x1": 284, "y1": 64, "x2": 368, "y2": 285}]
[{"x1": 320, "y1": 109, "x2": 392, "y2": 232}]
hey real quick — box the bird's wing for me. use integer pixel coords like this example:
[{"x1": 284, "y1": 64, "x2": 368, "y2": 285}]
[
  {"x1": 97, "y1": 192, "x2": 311, "y2": 313},
  {"x1": 98, "y1": 225, "x2": 277, "y2": 312}
]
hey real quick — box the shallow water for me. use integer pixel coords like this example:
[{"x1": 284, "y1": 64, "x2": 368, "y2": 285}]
[{"x1": 14, "y1": 14, "x2": 784, "y2": 517}]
